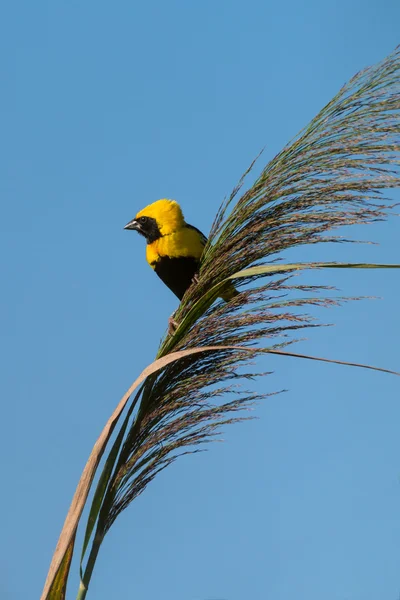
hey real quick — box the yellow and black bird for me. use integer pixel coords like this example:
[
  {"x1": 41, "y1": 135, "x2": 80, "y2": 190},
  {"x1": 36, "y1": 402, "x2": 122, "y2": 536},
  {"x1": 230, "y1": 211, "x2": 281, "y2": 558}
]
[{"x1": 124, "y1": 199, "x2": 237, "y2": 301}]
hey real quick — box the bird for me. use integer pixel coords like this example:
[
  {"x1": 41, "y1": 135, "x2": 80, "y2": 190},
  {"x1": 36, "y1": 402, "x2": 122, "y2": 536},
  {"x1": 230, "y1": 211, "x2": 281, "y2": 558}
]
[{"x1": 124, "y1": 199, "x2": 238, "y2": 329}]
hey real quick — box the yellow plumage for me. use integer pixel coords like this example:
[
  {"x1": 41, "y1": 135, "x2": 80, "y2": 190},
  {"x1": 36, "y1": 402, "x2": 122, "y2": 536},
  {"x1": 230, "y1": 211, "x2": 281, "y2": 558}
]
[
  {"x1": 136, "y1": 199, "x2": 184, "y2": 237},
  {"x1": 146, "y1": 226, "x2": 205, "y2": 268},
  {"x1": 134, "y1": 199, "x2": 204, "y2": 268}
]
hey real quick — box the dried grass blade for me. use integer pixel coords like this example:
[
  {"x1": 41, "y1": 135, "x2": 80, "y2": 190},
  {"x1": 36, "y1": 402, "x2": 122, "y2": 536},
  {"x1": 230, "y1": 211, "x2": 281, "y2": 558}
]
[
  {"x1": 79, "y1": 386, "x2": 143, "y2": 576},
  {"x1": 41, "y1": 346, "x2": 255, "y2": 600}
]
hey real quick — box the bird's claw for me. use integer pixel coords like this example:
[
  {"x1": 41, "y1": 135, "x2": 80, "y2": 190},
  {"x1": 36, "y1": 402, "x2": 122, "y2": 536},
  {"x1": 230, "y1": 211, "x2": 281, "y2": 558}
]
[{"x1": 168, "y1": 314, "x2": 179, "y2": 335}]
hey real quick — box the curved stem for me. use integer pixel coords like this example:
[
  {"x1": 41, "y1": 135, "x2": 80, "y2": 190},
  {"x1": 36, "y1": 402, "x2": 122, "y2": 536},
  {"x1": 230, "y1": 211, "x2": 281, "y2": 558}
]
[{"x1": 76, "y1": 529, "x2": 104, "y2": 600}]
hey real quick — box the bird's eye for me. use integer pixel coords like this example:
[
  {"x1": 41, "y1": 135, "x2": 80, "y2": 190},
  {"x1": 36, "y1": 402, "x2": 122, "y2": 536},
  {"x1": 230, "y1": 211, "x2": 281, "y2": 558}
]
[{"x1": 139, "y1": 216, "x2": 147, "y2": 224}]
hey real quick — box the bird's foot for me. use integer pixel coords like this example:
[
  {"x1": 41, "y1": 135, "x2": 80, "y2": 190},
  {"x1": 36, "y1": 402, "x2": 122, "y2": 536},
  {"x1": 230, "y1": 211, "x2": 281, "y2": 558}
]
[
  {"x1": 191, "y1": 274, "x2": 199, "y2": 285},
  {"x1": 168, "y1": 313, "x2": 179, "y2": 335}
]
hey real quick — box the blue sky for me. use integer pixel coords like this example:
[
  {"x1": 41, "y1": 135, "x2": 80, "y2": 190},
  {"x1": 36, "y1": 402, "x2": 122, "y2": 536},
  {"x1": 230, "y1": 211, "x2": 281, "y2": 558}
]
[{"x1": 1, "y1": 1, "x2": 400, "y2": 599}]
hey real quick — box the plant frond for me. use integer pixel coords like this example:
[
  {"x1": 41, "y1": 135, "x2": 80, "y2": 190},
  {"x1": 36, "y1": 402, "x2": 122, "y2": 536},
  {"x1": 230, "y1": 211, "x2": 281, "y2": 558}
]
[
  {"x1": 41, "y1": 47, "x2": 400, "y2": 600},
  {"x1": 81, "y1": 48, "x2": 400, "y2": 586}
]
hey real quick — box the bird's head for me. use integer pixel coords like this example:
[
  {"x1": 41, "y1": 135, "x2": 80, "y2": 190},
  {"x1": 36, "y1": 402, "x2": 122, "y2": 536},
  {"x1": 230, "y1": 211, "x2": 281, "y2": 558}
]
[{"x1": 124, "y1": 199, "x2": 184, "y2": 243}]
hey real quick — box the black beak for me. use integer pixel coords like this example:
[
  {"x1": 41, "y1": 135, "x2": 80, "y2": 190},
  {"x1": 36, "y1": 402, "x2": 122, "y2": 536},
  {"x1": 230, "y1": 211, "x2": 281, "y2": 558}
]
[{"x1": 124, "y1": 218, "x2": 140, "y2": 231}]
